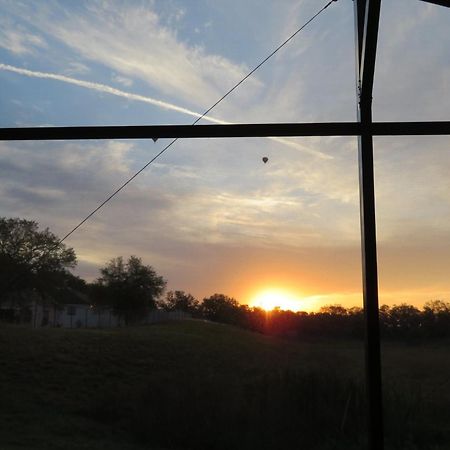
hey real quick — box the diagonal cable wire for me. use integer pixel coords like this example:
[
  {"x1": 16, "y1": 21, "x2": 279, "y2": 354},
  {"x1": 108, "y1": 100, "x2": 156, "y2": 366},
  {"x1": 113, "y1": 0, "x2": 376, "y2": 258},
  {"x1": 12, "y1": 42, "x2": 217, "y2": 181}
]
[{"x1": 57, "y1": 0, "x2": 338, "y2": 245}]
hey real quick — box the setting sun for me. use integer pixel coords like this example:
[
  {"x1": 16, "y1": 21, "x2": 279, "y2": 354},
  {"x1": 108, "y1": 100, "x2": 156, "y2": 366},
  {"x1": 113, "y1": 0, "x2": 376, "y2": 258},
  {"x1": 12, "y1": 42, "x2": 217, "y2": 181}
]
[{"x1": 251, "y1": 289, "x2": 303, "y2": 312}]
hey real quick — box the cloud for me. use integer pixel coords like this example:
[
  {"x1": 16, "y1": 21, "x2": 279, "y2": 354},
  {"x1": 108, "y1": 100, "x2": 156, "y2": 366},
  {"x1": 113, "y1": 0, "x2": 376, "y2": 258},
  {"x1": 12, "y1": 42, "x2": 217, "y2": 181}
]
[
  {"x1": 6, "y1": 1, "x2": 262, "y2": 109},
  {"x1": 375, "y1": 0, "x2": 450, "y2": 121},
  {"x1": 0, "y1": 135, "x2": 355, "y2": 264},
  {"x1": 5, "y1": 185, "x2": 65, "y2": 206},
  {"x1": 111, "y1": 73, "x2": 133, "y2": 88},
  {"x1": 0, "y1": 18, "x2": 47, "y2": 55},
  {"x1": 374, "y1": 136, "x2": 450, "y2": 245},
  {"x1": 0, "y1": 140, "x2": 133, "y2": 221},
  {"x1": 64, "y1": 61, "x2": 90, "y2": 76}
]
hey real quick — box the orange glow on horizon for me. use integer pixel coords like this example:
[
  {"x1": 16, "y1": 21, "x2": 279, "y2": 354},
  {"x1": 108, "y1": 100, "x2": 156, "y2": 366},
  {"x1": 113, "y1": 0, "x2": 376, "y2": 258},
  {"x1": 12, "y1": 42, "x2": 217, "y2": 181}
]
[{"x1": 250, "y1": 289, "x2": 304, "y2": 312}]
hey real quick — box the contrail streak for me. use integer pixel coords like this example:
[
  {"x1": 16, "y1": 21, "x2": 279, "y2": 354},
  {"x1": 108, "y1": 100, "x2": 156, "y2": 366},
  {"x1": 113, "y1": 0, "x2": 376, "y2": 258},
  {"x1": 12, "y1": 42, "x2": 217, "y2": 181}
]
[
  {"x1": 0, "y1": 63, "x2": 331, "y2": 159},
  {"x1": 0, "y1": 63, "x2": 226, "y2": 125}
]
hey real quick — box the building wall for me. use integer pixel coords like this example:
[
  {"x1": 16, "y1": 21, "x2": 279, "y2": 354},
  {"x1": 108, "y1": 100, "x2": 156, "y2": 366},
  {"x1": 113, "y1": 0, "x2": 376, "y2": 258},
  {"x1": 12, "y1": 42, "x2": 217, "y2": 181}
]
[{"x1": 29, "y1": 303, "x2": 190, "y2": 328}]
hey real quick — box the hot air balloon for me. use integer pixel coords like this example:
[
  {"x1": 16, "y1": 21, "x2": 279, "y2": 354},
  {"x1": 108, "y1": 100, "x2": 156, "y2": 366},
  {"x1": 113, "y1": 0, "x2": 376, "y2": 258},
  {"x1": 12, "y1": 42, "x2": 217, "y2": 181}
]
[{"x1": 262, "y1": 157, "x2": 268, "y2": 164}]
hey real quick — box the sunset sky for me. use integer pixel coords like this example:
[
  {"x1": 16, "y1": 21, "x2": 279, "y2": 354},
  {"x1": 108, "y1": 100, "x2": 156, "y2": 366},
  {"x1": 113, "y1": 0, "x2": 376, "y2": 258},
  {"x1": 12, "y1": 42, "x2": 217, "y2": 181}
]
[{"x1": 0, "y1": 0, "x2": 449, "y2": 311}]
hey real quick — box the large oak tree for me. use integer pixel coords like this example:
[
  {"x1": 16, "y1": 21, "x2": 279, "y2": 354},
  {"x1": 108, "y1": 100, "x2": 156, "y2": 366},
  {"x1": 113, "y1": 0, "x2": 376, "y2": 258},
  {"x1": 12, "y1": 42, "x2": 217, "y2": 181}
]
[{"x1": 0, "y1": 217, "x2": 77, "y2": 304}]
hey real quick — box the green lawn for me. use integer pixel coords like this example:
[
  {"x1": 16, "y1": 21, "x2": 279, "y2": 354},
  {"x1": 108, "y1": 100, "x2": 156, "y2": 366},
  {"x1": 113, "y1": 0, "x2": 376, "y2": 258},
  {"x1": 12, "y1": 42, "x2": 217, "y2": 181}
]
[{"x1": 0, "y1": 321, "x2": 448, "y2": 449}]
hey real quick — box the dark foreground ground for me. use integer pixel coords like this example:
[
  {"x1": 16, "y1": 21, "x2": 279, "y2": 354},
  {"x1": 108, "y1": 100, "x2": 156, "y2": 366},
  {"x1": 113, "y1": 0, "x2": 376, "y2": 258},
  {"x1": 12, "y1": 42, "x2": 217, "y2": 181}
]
[{"x1": 0, "y1": 320, "x2": 449, "y2": 450}]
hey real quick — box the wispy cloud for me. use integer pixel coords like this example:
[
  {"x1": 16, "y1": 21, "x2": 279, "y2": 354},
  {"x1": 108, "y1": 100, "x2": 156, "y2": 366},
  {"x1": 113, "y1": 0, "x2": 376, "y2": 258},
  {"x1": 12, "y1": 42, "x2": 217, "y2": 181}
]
[
  {"x1": 111, "y1": 73, "x2": 133, "y2": 88},
  {"x1": 63, "y1": 61, "x2": 90, "y2": 76},
  {"x1": 0, "y1": 19, "x2": 47, "y2": 55},
  {"x1": 4, "y1": 1, "x2": 261, "y2": 108}
]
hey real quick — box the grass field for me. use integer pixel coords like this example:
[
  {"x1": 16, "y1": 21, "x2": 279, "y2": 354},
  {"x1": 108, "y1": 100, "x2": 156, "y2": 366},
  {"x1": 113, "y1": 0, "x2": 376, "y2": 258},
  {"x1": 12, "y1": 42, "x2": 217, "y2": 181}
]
[{"x1": 0, "y1": 320, "x2": 449, "y2": 449}]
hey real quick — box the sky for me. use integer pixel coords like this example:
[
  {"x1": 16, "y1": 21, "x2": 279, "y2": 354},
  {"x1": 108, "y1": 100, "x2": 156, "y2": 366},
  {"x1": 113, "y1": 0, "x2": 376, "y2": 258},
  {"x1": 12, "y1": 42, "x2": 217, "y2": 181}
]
[{"x1": 0, "y1": 0, "x2": 449, "y2": 311}]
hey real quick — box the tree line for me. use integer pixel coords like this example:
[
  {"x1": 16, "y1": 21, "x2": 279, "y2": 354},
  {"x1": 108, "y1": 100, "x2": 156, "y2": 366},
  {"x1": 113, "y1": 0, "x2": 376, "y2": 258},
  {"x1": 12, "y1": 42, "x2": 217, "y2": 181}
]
[{"x1": 1, "y1": 217, "x2": 449, "y2": 338}]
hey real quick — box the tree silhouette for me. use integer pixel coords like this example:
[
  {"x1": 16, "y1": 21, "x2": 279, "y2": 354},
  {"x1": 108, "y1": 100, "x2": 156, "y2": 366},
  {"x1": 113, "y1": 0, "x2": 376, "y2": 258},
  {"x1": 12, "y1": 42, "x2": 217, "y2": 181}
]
[
  {"x1": 159, "y1": 290, "x2": 199, "y2": 314},
  {"x1": 0, "y1": 217, "x2": 76, "y2": 304},
  {"x1": 94, "y1": 256, "x2": 166, "y2": 324},
  {"x1": 200, "y1": 294, "x2": 241, "y2": 324}
]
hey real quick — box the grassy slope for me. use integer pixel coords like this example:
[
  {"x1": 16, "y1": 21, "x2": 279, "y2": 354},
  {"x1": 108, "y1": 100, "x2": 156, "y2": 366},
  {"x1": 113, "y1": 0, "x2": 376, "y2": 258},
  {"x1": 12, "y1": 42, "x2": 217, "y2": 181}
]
[{"x1": 0, "y1": 321, "x2": 448, "y2": 449}]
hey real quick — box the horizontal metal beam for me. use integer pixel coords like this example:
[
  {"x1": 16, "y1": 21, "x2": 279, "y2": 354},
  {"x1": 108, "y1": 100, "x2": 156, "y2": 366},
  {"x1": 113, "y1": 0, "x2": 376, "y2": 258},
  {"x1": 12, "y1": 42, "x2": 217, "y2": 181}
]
[
  {"x1": 1, "y1": 121, "x2": 450, "y2": 141},
  {"x1": 419, "y1": 0, "x2": 450, "y2": 7},
  {"x1": 0, "y1": 123, "x2": 358, "y2": 140},
  {"x1": 372, "y1": 121, "x2": 450, "y2": 135}
]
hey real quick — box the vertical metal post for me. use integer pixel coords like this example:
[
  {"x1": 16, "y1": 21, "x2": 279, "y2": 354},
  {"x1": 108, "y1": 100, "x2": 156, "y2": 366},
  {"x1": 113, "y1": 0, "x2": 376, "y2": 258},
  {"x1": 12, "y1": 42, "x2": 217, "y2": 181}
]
[
  {"x1": 358, "y1": 109, "x2": 384, "y2": 450},
  {"x1": 354, "y1": 1, "x2": 384, "y2": 449}
]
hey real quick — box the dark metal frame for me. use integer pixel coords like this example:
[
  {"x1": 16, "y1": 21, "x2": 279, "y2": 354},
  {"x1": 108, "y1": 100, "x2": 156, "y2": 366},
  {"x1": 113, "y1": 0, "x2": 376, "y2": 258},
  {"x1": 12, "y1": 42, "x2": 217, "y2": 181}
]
[
  {"x1": 0, "y1": 121, "x2": 449, "y2": 140},
  {"x1": 354, "y1": 1, "x2": 383, "y2": 449},
  {"x1": 421, "y1": 0, "x2": 450, "y2": 7},
  {"x1": 1, "y1": 1, "x2": 448, "y2": 448}
]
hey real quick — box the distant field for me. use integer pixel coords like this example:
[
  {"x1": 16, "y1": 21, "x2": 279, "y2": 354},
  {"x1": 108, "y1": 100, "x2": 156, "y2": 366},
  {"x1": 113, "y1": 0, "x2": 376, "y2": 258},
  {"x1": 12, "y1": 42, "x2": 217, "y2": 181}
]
[{"x1": 0, "y1": 321, "x2": 448, "y2": 449}]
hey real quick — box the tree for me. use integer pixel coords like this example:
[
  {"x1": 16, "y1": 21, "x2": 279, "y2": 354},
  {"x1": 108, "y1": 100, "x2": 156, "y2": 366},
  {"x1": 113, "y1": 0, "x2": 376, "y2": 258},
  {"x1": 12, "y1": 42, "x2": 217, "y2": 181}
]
[
  {"x1": 94, "y1": 256, "x2": 166, "y2": 324},
  {"x1": 422, "y1": 300, "x2": 450, "y2": 337},
  {"x1": 319, "y1": 305, "x2": 348, "y2": 316},
  {"x1": 389, "y1": 303, "x2": 421, "y2": 336},
  {"x1": 0, "y1": 217, "x2": 76, "y2": 304},
  {"x1": 159, "y1": 290, "x2": 199, "y2": 314},
  {"x1": 47, "y1": 272, "x2": 89, "y2": 305},
  {"x1": 200, "y1": 293, "x2": 241, "y2": 325}
]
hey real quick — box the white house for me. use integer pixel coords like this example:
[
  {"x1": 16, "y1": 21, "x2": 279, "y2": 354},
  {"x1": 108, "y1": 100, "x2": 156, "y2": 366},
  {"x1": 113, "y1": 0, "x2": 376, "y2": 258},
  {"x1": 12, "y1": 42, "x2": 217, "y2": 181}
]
[{"x1": 29, "y1": 302, "x2": 191, "y2": 328}]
